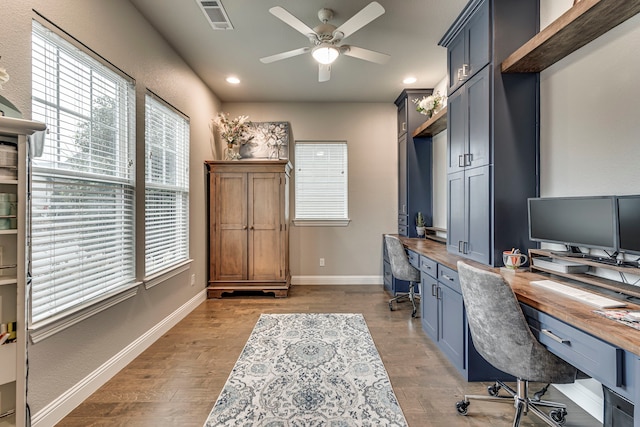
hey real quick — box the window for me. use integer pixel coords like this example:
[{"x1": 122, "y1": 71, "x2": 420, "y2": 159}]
[
  {"x1": 294, "y1": 141, "x2": 349, "y2": 226},
  {"x1": 144, "y1": 94, "x2": 190, "y2": 278},
  {"x1": 30, "y1": 21, "x2": 136, "y2": 330}
]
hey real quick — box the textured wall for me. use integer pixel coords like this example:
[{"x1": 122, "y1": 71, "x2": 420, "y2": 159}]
[
  {"x1": 222, "y1": 102, "x2": 397, "y2": 278},
  {"x1": 539, "y1": 1, "x2": 640, "y2": 197},
  {"x1": 0, "y1": 0, "x2": 220, "y2": 414}
]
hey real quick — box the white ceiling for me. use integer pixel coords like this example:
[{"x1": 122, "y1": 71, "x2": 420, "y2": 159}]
[{"x1": 129, "y1": 0, "x2": 468, "y2": 103}]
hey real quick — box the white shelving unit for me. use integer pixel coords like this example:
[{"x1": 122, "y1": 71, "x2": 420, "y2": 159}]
[{"x1": 0, "y1": 116, "x2": 46, "y2": 427}]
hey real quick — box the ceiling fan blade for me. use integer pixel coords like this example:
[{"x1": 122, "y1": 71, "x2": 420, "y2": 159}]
[
  {"x1": 319, "y1": 64, "x2": 331, "y2": 82},
  {"x1": 334, "y1": 2, "x2": 385, "y2": 40},
  {"x1": 269, "y1": 6, "x2": 315, "y2": 37},
  {"x1": 343, "y1": 45, "x2": 390, "y2": 64},
  {"x1": 260, "y1": 47, "x2": 310, "y2": 64}
]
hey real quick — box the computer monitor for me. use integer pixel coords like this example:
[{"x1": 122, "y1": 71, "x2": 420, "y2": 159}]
[
  {"x1": 528, "y1": 196, "x2": 617, "y2": 253},
  {"x1": 617, "y1": 195, "x2": 640, "y2": 256}
]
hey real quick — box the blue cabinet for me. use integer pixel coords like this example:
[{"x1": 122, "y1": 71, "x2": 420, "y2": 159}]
[
  {"x1": 394, "y1": 89, "x2": 433, "y2": 237},
  {"x1": 446, "y1": 0, "x2": 490, "y2": 95},
  {"x1": 521, "y1": 303, "x2": 636, "y2": 403},
  {"x1": 440, "y1": 0, "x2": 540, "y2": 266},
  {"x1": 419, "y1": 254, "x2": 509, "y2": 381}
]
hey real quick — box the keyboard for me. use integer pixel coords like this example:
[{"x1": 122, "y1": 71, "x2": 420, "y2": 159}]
[{"x1": 530, "y1": 280, "x2": 627, "y2": 309}]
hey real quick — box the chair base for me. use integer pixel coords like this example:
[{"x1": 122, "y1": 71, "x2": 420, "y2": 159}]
[
  {"x1": 388, "y1": 281, "x2": 420, "y2": 317},
  {"x1": 455, "y1": 379, "x2": 568, "y2": 426}
]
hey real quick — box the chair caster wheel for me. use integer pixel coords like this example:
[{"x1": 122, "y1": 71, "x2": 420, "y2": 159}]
[
  {"x1": 388, "y1": 302, "x2": 394, "y2": 311},
  {"x1": 487, "y1": 383, "x2": 501, "y2": 396},
  {"x1": 411, "y1": 309, "x2": 417, "y2": 317},
  {"x1": 549, "y1": 408, "x2": 567, "y2": 425},
  {"x1": 455, "y1": 400, "x2": 469, "y2": 415}
]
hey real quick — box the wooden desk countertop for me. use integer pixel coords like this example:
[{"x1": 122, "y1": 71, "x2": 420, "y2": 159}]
[{"x1": 396, "y1": 236, "x2": 640, "y2": 356}]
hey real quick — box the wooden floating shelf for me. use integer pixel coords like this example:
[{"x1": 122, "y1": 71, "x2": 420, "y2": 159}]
[
  {"x1": 502, "y1": 0, "x2": 640, "y2": 73},
  {"x1": 412, "y1": 106, "x2": 447, "y2": 138}
]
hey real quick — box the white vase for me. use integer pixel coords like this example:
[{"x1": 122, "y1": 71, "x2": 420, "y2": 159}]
[{"x1": 416, "y1": 226, "x2": 426, "y2": 237}]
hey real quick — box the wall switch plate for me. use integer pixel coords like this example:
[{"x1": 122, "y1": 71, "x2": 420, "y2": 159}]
[
  {"x1": 319, "y1": 258, "x2": 325, "y2": 267},
  {"x1": 190, "y1": 274, "x2": 196, "y2": 286}
]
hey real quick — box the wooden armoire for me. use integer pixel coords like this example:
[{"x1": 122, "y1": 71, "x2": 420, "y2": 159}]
[{"x1": 205, "y1": 160, "x2": 291, "y2": 298}]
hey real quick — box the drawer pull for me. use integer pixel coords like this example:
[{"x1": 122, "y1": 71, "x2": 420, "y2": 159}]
[
  {"x1": 541, "y1": 329, "x2": 570, "y2": 344},
  {"x1": 441, "y1": 273, "x2": 454, "y2": 282}
]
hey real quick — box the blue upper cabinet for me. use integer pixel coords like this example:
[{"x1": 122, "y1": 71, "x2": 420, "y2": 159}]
[
  {"x1": 440, "y1": 0, "x2": 540, "y2": 267},
  {"x1": 446, "y1": 0, "x2": 490, "y2": 95}
]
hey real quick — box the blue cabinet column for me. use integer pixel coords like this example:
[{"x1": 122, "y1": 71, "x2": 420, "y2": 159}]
[
  {"x1": 440, "y1": 0, "x2": 540, "y2": 266},
  {"x1": 394, "y1": 89, "x2": 433, "y2": 237}
]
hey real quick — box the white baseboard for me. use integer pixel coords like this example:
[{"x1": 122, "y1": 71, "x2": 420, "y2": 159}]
[
  {"x1": 291, "y1": 275, "x2": 383, "y2": 285},
  {"x1": 31, "y1": 289, "x2": 207, "y2": 427},
  {"x1": 553, "y1": 379, "x2": 604, "y2": 423}
]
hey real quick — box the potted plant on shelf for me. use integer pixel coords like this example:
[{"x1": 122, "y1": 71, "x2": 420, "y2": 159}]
[{"x1": 416, "y1": 212, "x2": 426, "y2": 237}]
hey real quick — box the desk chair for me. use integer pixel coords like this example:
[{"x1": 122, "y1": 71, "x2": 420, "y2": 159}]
[
  {"x1": 384, "y1": 235, "x2": 420, "y2": 317},
  {"x1": 455, "y1": 261, "x2": 577, "y2": 426}
]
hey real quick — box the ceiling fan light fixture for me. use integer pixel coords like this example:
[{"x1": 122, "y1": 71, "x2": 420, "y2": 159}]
[{"x1": 312, "y1": 44, "x2": 340, "y2": 65}]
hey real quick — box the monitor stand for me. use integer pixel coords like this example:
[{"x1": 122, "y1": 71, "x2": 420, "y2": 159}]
[{"x1": 551, "y1": 246, "x2": 588, "y2": 258}]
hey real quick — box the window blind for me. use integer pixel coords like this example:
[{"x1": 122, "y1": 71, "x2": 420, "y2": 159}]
[
  {"x1": 30, "y1": 21, "x2": 136, "y2": 326},
  {"x1": 145, "y1": 94, "x2": 190, "y2": 276},
  {"x1": 294, "y1": 141, "x2": 348, "y2": 220}
]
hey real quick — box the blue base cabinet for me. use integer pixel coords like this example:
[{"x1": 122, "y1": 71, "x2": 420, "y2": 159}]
[{"x1": 420, "y1": 254, "x2": 512, "y2": 381}]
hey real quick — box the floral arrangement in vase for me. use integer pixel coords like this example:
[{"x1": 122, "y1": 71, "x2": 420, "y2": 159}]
[
  {"x1": 413, "y1": 91, "x2": 444, "y2": 118},
  {"x1": 213, "y1": 112, "x2": 252, "y2": 160}
]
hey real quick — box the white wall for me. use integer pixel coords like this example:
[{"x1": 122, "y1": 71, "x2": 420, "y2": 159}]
[
  {"x1": 540, "y1": 1, "x2": 640, "y2": 197},
  {"x1": 222, "y1": 102, "x2": 397, "y2": 278},
  {"x1": 0, "y1": 0, "x2": 220, "y2": 416}
]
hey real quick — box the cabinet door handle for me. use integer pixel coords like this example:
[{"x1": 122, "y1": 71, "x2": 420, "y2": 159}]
[
  {"x1": 401, "y1": 122, "x2": 407, "y2": 132},
  {"x1": 436, "y1": 286, "x2": 442, "y2": 300},
  {"x1": 465, "y1": 153, "x2": 473, "y2": 167},
  {"x1": 458, "y1": 240, "x2": 464, "y2": 253},
  {"x1": 458, "y1": 155, "x2": 465, "y2": 168},
  {"x1": 431, "y1": 283, "x2": 437, "y2": 296},
  {"x1": 250, "y1": 225, "x2": 254, "y2": 230},
  {"x1": 462, "y1": 64, "x2": 469, "y2": 78},
  {"x1": 463, "y1": 241, "x2": 468, "y2": 254},
  {"x1": 541, "y1": 329, "x2": 570, "y2": 344},
  {"x1": 457, "y1": 68, "x2": 464, "y2": 82},
  {"x1": 243, "y1": 225, "x2": 248, "y2": 230}
]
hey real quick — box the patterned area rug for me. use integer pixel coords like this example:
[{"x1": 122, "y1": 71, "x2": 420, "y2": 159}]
[{"x1": 204, "y1": 313, "x2": 408, "y2": 426}]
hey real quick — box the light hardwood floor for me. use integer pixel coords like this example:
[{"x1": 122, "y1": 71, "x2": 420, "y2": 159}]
[{"x1": 57, "y1": 285, "x2": 602, "y2": 426}]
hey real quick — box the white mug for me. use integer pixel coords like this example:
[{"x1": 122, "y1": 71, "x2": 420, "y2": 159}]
[{"x1": 503, "y1": 251, "x2": 528, "y2": 269}]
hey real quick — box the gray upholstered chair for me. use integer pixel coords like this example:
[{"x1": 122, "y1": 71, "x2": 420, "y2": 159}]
[
  {"x1": 384, "y1": 235, "x2": 421, "y2": 317},
  {"x1": 455, "y1": 261, "x2": 578, "y2": 426}
]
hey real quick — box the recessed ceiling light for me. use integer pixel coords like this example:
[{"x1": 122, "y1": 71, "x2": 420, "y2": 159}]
[
  {"x1": 226, "y1": 76, "x2": 241, "y2": 84},
  {"x1": 403, "y1": 76, "x2": 417, "y2": 84}
]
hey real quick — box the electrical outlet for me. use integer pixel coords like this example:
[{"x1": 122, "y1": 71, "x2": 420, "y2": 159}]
[
  {"x1": 190, "y1": 274, "x2": 196, "y2": 286},
  {"x1": 319, "y1": 258, "x2": 325, "y2": 267}
]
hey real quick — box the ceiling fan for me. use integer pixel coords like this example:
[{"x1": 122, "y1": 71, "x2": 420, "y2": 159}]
[{"x1": 260, "y1": 2, "x2": 390, "y2": 82}]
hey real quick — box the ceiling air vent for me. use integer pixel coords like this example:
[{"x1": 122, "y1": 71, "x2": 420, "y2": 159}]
[{"x1": 197, "y1": 0, "x2": 233, "y2": 30}]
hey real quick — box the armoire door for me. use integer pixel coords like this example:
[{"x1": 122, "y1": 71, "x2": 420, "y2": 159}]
[
  {"x1": 214, "y1": 172, "x2": 248, "y2": 280},
  {"x1": 248, "y1": 172, "x2": 283, "y2": 280}
]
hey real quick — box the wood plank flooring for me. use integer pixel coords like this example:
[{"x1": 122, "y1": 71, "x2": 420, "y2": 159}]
[{"x1": 56, "y1": 285, "x2": 602, "y2": 426}]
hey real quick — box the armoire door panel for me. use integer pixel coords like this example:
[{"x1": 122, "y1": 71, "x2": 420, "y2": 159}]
[
  {"x1": 249, "y1": 229, "x2": 281, "y2": 279},
  {"x1": 216, "y1": 229, "x2": 247, "y2": 280}
]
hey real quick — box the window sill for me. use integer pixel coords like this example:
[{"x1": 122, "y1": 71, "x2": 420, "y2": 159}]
[
  {"x1": 29, "y1": 283, "x2": 140, "y2": 343},
  {"x1": 292, "y1": 219, "x2": 351, "y2": 227},
  {"x1": 144, "y1": 259, "x2": 193, "y2": 290}
]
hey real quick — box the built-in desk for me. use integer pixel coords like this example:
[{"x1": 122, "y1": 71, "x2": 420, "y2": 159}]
[{"x1": 394, "y1": 235, "x2": 640, "y2": 425}]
